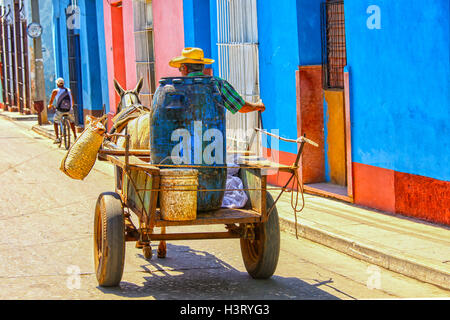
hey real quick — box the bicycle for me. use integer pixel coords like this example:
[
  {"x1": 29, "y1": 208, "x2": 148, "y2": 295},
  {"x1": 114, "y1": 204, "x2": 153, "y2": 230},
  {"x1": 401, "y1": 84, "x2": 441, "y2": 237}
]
[{"x1": 58, "y1": 113, "x2": 72, "y2": 150}]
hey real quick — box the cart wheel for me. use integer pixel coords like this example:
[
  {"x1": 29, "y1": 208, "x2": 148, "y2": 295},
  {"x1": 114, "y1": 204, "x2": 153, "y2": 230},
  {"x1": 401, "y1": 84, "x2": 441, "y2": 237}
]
[
  {"x1": 94, "y1": 192, "x2": 125, "y2": 287},
  {"x1": 240, "y1": 192, "x2": 280, "y2": 279},
  {"x1": 143, "y1": 245, "x2": 152, "y2": 260}
]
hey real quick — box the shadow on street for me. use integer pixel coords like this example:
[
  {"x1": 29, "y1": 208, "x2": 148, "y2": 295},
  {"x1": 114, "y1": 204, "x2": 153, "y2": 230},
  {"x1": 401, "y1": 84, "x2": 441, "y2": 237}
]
[{"x1": 97, "y1": 243, "x2": 343, "y2": 300}]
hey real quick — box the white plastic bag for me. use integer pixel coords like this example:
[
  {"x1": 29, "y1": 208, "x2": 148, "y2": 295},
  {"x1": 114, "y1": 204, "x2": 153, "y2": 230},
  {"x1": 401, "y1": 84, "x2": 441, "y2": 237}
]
[
  {"x1": 221, "y1": 175, "x2": 248, "y2": 209},
  {"x1": 226, "y1": 162, "x2": 240, "y2": 176}
]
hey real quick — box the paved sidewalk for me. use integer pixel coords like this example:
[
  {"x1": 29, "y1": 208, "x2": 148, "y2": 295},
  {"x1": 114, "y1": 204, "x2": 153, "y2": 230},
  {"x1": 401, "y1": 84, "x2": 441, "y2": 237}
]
[
  {"x1": 0, "y1": 110, "x2": 38, "y2": 121},
  {"x1": 2, "y1": 110, "x2": 449, "y2": 291},
  {"x1": 271, "y1": 189, "x2": 450, "y2": 291},
  {"x1": 0, "y1": 110, "x2": 51, "y2": 136}
]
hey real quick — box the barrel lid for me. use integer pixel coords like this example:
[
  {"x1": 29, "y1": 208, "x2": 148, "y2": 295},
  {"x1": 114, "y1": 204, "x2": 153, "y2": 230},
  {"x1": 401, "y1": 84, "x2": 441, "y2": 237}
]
[{"x1": 160, "y1": 169, "x2": 199, "y2": 176}]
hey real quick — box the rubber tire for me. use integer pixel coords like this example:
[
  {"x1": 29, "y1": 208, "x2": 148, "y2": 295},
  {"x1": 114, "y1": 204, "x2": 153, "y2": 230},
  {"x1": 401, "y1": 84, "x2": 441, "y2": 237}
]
[
  {"x1": 94, "y1": 192, "x2": 125, "y2": 287},
  {"x1": 58, "y1": 121, "x2": 63, "y2": 148},
  {"x1": 240, "y1": 192, "x2": 280, "y2": 279},
  {"x1": 62, "y1": 118, "x2": 71, "y2": 150}
]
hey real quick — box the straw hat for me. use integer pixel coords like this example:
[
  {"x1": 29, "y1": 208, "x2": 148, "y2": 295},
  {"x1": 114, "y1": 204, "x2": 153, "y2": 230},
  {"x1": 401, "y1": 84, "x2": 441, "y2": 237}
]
[{"x1": 169, "y1": 48, "x2": 214, "y2": 68}]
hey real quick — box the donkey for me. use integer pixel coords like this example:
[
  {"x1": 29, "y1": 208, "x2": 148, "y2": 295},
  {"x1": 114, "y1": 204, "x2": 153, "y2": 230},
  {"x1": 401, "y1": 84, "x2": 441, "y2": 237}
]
[
  {"x1": 110, "y1": 78, "x2": 150, "y2": 150},
  {"x1": 110, "y1": 78, "x2": 167, "y2": 259}
]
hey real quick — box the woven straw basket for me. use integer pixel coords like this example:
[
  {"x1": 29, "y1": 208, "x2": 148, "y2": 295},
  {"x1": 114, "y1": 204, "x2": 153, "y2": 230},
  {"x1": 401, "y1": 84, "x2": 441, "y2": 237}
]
[{"x1": 60, "y1": 115, "x2": 106, "y2": 180}]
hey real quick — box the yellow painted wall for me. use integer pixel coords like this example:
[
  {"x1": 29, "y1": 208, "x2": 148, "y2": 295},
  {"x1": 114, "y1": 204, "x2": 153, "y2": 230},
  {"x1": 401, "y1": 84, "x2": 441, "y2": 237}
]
[{"x1": 324, "y1": 90, "x2": 347, "y2": 186}]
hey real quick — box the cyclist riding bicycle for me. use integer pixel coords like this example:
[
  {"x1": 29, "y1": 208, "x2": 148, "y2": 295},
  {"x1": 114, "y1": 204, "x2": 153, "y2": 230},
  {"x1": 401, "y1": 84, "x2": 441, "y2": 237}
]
[{"x1": 48, "y1": 78, "x2": 77, "y2": 144}]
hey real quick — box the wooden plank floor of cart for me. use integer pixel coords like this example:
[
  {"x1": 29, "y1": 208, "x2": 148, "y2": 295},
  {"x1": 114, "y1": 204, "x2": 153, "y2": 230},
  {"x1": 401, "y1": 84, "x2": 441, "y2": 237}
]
[{"x1": 154, "y1": 208, "x2": 261, "y2": 227}]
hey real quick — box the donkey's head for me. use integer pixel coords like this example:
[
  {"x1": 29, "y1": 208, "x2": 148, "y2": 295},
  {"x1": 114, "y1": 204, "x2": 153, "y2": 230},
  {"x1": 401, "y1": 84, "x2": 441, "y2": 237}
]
[{"x1": 114, "y1": 78, "x2": 144, "y2": 113}]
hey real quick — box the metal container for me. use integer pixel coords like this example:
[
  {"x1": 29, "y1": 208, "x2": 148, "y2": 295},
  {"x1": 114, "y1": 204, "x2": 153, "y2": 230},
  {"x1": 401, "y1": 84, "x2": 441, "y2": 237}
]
[
  {"x1": 159, "y1": 169, "x2": 198, "y2": 221},
  {"x1": 150, "y1": 76, "x2": 227, "y2": 211}
]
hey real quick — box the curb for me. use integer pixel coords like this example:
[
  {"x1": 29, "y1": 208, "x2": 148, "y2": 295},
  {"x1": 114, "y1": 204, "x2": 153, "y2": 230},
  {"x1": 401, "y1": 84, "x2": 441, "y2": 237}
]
[
  {"x1": 31, "y1": 124, "x2": 55, "y2": 140},
  {"x1": 278, "y1": 216, "x2": 450, "y2": 291}
]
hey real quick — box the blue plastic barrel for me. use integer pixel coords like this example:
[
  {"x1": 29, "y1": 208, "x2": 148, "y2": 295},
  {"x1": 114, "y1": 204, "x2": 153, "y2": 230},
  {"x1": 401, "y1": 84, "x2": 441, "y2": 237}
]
[{"x1": 150, "y1": 76, "x2": 227, "y2": 211}]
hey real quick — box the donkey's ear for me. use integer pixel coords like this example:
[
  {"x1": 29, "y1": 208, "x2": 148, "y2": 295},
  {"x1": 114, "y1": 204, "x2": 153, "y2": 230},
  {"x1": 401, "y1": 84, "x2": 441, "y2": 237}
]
[
  {"x1": 134, "y1": 77, "x2": 144, "y2": 95},
  {"x1": 114, "y1": 79, "x2": 125, "y2": 97}
]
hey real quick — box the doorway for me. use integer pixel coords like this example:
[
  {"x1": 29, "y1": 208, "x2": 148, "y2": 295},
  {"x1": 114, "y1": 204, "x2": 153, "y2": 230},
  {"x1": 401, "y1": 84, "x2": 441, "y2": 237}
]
[
  {"x1": 66, "y1": 4, "x2": 84, "y2": 126},
  {"x1": 302, "y1": 0, "x2": 352, "y2": 201},
  {"x1": 110, "y1": 1, "x2": 126, "y2": 110}
]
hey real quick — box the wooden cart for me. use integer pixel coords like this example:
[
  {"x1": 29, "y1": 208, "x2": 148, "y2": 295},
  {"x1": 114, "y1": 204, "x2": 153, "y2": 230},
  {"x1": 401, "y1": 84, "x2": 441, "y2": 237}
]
[{"x1": 94, "y1": 132, "x2": 317, "y2": 287}]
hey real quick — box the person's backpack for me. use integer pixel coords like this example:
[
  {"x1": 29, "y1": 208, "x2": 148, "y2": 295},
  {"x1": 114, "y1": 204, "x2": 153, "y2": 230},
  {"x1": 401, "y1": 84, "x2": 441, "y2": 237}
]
[{"x1": 56, "y1": 89, "x2": 72, "y2": 112}]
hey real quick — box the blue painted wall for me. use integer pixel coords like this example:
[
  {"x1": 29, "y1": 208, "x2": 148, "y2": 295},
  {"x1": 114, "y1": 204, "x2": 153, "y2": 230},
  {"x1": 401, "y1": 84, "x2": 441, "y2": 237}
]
[
  {"x1": 183, "y1": 0, "x2": 212, "y2": 59},
  {"x1": 208, "y1": 0, "x2": 219, "y2": 77},
  {"x1": 256, "y1": 0, "x2": 300, "y2": 154},
  {"x1": 52, "y1": 0, "x2": 82, "y2": 123},
  {"x1": 51, "y1": 0, "x2": 109, "y2": 124},
  {"x1": 78, "y1": 0, "x2": 106, "y2": 113},
  {"x1": 322, "y1": 95, "x2": 330, "y2": 181},
  {"x1": 345, "y1": 0, "x2": 450, "y2": 181},
  {"x1": 39, "y1": 0, "x2": 56, "y2": 102},
  {"x1": 95, "y1": 1, "x2": 110, "y2": 114},
  {"x1": 52, "y1": 0, "x2": 70, "y2": 91},
  {"x1": 297, "y1": 0, "x2": 322, "y2": 66}
]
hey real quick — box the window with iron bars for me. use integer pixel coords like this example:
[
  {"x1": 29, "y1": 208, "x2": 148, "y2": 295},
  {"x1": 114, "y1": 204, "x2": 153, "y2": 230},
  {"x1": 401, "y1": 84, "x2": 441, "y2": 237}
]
[
  {"x1": 321, "y1": 0, "x2": 347, "y2": 90},
  {"x1": 133, "y1": 0, "x2": 155, "y2": 107},
  {"x1": 216, "y1": 0, "x2": 261, "y2": 155}
]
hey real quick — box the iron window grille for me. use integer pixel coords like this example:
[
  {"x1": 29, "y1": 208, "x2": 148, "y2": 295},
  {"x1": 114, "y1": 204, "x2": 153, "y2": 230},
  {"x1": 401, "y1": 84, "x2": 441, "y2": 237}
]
[
  {"x1": 216, "y1": 0, "x2": 261, "y2": 155},
  {"x1": 321, "y1": 0, "x2": 347, "y2": 90}
]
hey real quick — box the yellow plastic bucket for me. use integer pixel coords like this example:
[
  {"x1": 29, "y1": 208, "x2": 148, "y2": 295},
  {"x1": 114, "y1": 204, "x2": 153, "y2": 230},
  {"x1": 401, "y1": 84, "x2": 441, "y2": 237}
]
[{"x1": 159, "y1": 169, "x2": 198, "y2": 221}]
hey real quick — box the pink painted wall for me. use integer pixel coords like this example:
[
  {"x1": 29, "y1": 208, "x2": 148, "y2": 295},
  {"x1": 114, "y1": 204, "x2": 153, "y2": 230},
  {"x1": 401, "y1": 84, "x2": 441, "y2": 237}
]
[
  {"x1": 153, "y1": 0, "x2": 185, "y2": 82},
  {"x1": 103, "y1": 0, "x2": 185, "y2": 117},
  {"x1": 121, "y1": 1, "x2": 137, "y2": 89},
  {"x1": 103, "y1": 0, "x2": 137, "y2": 119},
  {"x1": 102, "y1": 0, "x2": 116, "y2": 115}
]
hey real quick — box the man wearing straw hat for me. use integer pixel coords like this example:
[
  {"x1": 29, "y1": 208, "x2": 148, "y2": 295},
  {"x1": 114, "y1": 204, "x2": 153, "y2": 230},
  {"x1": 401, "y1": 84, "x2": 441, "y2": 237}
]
[{"x1": 169, "y1": 47, "x2": 265, "y2": 115}]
